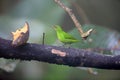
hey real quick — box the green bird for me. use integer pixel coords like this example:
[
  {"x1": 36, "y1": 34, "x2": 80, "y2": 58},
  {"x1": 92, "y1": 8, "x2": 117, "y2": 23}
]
[{"x1": 54, "y1": 25, "x2": 79, "y2": 45}]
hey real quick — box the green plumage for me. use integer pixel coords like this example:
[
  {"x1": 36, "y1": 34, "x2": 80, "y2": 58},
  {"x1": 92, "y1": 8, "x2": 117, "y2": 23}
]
[{"x1": 54, "y1": 25, "x2": 79, "y2": 44}]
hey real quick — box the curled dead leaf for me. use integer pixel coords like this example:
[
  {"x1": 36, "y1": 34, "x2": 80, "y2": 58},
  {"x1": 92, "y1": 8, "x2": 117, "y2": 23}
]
[
  {"x1": 11, "y1": 22, "x2": 29, "y2": 47},
  {"x1": 81, "y1": 29, "x2": 93, "y2": 39}
]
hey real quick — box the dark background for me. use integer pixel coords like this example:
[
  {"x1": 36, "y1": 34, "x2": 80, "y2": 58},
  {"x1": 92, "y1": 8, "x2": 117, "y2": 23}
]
[{"x1": 0, "y1": 0, "x2": 120, "y2": 80}]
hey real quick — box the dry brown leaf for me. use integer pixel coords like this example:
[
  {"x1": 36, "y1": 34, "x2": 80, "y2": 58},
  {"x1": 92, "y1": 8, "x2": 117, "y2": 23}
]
[
  {"x1": 81, "y1": 29, "x2": 93, "y2": 39},
  {"x1": 11, "y1": 22, "x2": 29, "y2": 47}
]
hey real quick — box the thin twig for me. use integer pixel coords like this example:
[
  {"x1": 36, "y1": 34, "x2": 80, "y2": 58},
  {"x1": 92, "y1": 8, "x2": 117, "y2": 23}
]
[
  {"x1": 54, "y1": 0, "x2": 93, "y2": 39},
  {"x1": 70, "y1": 1, "x2": 90, "y2": 24},
  {"x1": 42, "y1": 32, "x2": 45, "y2": 45},
  {"x1": 54, "y1": 0, "x2": 83, "y2": 34}
]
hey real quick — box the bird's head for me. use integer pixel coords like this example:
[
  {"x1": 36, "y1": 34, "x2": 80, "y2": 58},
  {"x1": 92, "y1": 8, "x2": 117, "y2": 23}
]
[{"x1": 53, "y1": 25, "x2": 62, "y2": 31}]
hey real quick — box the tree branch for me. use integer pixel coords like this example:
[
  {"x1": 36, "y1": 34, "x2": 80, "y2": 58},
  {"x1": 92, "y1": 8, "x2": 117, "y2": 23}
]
[{"x1": 0, "y1": 37, "x2": 120, "y2": 70}]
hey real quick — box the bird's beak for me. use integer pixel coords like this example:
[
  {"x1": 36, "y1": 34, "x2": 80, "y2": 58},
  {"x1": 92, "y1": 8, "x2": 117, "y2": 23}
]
[{"x1": 53, "y1": 25, "x2": 57, "y2": 30}]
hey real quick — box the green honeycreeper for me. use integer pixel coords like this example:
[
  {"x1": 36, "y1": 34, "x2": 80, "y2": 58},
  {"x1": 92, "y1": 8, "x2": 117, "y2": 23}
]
[{"x1": 54, "y1": 25, "x2": 79, "y2": 45}]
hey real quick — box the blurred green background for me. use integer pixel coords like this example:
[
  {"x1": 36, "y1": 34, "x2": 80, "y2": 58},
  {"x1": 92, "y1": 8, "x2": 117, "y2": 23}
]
[{"x1": 0, "y1": 0, "x2": 120, "y2": 80}]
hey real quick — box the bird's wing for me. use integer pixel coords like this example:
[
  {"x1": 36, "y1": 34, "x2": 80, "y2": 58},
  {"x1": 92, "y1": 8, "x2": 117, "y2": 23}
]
[{"x1": 62, "y1": 31, "x2": 77, "y2": 40}]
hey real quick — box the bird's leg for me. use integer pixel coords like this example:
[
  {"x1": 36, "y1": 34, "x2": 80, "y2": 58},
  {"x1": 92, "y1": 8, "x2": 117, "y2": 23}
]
[{"x1": 63, "y1": 43, "x2": 71, "y2": 48}]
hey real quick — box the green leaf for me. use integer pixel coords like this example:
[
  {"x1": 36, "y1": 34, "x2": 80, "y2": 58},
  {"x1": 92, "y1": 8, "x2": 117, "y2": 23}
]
[{"x1": 70, "y1": 24, "x2": 120, "y2": 55}]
